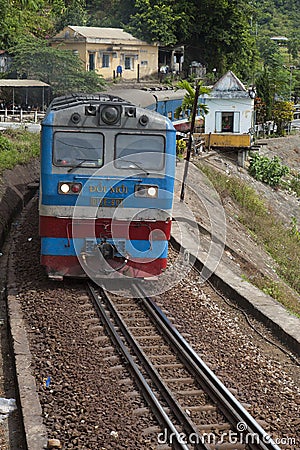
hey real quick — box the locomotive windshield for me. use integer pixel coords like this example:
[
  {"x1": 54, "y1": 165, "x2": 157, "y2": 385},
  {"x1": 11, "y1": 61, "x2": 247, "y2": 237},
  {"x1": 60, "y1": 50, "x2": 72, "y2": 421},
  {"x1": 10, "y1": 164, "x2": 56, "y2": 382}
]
[
  {"x1": 114, "y1": 134, "x2": 164, "y2": 170},
  {"x1": 53, "y1": 131, "x2": 104, "y2": 168}
]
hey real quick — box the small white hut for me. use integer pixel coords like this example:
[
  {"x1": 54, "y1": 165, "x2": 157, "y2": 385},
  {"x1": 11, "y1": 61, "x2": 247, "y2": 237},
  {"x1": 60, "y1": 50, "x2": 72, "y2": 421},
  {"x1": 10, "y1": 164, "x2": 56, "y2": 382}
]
[{"x1": 203, "y1": 70, "x2": 255, "y2": 148}]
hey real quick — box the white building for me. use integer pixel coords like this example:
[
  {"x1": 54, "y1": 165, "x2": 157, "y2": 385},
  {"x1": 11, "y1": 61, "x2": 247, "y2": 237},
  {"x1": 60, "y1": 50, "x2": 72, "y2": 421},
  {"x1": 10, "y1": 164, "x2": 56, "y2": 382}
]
[{"x1": 204, "y1": 70, "x2": 255, "y2": 137}]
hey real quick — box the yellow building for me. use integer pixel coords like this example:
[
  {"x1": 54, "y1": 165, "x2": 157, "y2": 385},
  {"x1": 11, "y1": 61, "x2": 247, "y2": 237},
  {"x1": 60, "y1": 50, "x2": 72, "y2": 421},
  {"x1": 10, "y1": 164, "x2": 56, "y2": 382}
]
[{"x1": 51, "y1": 26, "x2": 159, "y2": 81}]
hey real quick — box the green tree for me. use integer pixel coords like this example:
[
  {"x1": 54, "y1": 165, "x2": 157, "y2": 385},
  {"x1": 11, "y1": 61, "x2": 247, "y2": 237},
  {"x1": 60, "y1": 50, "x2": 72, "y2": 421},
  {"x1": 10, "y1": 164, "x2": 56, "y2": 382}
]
[
  {"x1": 174, "y1": 80, "x2": 210, "y2": 119},
  {"x1": 14, "y1": 0, "x2": 39, "y2": 7},
  {"x1": 0, "y1": 0, "x2": 54, "y2": 47},
  {"x1": 54, "y1": 0, "x2": 88, "y2": 31},
  {"x1": 255, "y1": 67, "x2": 291, "y2": 120},
  {"x1": 189, "y1": 0, "x2": 256, "y2": 80},
  {"x1": 125, "y1": 0, "x2": 189, "y2": 45},
  {"x1": 255, "y1": 67, "x2": 276, "y2": 119},
  {"x1": 257, "y1": 36, "x2": 283, "y2": 67},
  {"x1": 9, "y1": 36, "x2": 106, "y2": 95},
  {"x1": 287, "y1": 36, "x2": 300, "y2": 61},
  {"x1": 85, "y1": 0, "x2": 135, "y2": 27},
  {"x1": 1, "y1": 0, "x2": 299, "y2": 97},
  {"x1": 272, "y1": 100, "x2": 294, "y2": 135}
]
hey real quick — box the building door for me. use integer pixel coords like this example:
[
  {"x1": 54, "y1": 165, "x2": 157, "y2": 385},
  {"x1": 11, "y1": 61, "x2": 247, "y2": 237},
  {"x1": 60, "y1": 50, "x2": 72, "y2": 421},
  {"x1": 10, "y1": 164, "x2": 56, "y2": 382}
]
[
  {"x1": 215, "y1": 111, "x2": 240, "y2": 133},
  {"x1": 89, "y1": 53, "x2": 95, "y2": 71},
  {"x1": 221, "y1": 112, "x2": 234, "y2": 132}
]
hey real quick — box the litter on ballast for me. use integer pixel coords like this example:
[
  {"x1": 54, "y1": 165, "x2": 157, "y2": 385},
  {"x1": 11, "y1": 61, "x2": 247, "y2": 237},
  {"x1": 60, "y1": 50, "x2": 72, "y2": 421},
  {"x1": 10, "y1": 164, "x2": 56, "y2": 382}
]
[{"x1": 0, "y1": 398, "x2": 17, "y2": 422}]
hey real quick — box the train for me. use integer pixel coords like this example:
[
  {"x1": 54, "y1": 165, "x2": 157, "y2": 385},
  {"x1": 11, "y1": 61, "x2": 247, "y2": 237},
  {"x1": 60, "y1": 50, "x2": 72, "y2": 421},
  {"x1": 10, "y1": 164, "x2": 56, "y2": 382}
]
[
  {"x1": 39, "y1": 93, "x2": 176, "y2": 280},
  {"x1": 107, "y1": 87, "x2": 255, "y2": 155},
  {"x1": 107, "y1": 87, "x2": 204, "y2": 133}
]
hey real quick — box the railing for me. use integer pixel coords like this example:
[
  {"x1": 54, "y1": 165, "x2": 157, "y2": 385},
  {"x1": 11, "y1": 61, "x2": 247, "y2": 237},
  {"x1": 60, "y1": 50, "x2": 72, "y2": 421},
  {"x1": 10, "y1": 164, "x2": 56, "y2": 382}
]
[{"x1": 0, "y1": 109, "x2": 45, "y2": 123}]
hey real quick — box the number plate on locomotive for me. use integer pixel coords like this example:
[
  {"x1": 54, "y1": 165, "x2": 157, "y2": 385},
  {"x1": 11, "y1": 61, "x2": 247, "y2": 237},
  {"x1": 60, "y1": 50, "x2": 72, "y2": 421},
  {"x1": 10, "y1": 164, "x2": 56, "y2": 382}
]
[{"x1": 90, "y1": 197, "x2": 124, "y2": 207}]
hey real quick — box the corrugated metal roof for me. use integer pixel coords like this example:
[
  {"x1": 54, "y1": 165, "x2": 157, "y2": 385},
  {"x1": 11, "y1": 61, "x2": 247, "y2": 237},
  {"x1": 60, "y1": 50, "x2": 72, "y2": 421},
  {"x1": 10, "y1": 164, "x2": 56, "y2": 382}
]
[
  {"x1": 0, "y1": 79, "x2": 50, "y2": 87},
  {"x1": 104, "y1": 89, "x2": 157, "y2": 109},
  {"x1": 212, "y1": 71, "x2": 246, "y2": 93},
  {"x1": 69, "y1": 26, "x2": 149, "y2": 43},
  {"x1": 103, "y1": 88, "x2": 186, "y2": 109}
]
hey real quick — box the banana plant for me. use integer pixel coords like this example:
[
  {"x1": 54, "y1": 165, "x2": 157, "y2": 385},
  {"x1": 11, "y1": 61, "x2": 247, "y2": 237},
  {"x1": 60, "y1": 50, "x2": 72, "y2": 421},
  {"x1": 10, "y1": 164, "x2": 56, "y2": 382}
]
[{"x1": 174, "y1": 79, "x2": 210, "y2": 119}]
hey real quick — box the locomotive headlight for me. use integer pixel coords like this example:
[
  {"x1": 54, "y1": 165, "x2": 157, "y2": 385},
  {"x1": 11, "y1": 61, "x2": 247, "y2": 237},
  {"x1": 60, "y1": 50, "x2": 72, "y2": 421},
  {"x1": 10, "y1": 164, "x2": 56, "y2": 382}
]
[
  {"x1": 60, "y1": 183, "x2": 70, "y2": 194},
  {"x1": 58, "y1": 182, "x2": 82, "y2": 194},
  {"x1": 147, "y1": 186, "x2": 157, "y2": 197},
  {"x1": 100, "y1": 105, "x2": 121, "y2": 125},
  {"x1": 135, "y1": 185, "x2": 158, "y2": 198}
]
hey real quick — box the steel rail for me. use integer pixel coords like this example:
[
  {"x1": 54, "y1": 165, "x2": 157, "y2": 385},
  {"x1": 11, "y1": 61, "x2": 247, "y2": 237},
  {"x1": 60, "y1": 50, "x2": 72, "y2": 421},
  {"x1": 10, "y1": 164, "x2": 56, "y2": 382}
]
[
  {"x1": 89, "y1": 283, "x2": 213, "y2": 450},
  {"x1": 132, "y1": 282, "x2": 281, "y2": 450},
  {"x1": 87, "y1": 282, "x2": 193, "y2": 450}
]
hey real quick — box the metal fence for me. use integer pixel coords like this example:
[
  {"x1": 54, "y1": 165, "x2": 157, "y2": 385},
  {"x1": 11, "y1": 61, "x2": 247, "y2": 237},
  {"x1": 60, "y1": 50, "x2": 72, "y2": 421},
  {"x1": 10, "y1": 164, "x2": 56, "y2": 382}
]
[{"x1": 0, "y1": 109, "x2": 45, "y2": 123}]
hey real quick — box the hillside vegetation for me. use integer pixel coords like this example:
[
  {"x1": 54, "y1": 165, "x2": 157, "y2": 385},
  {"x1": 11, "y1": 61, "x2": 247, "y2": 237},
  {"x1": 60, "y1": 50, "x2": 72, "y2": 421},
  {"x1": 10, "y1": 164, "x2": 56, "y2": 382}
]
[{"x1": 1, "y1": 0, "x2": 299, "y2": 79}]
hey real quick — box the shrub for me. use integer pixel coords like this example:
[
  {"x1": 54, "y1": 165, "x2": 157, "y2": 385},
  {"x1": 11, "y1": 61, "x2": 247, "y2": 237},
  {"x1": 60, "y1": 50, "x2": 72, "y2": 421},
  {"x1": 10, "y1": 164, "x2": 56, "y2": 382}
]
[
  {"x1": 0, "y1": 135, "x2": 13, "y2": 152},
  {"x1": 248, "y1": 153, "x2": 289, "y2": 187},
  {"x1": 176, "y1": 139, "x2": 186, "y2": 157}
]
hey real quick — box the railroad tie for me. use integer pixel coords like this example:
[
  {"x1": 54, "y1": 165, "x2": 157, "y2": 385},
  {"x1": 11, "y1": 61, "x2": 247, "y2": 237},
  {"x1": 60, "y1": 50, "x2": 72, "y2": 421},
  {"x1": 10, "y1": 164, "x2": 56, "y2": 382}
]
[{"x1": 163, "y1": 377, "x2": 194, "y2": 383}]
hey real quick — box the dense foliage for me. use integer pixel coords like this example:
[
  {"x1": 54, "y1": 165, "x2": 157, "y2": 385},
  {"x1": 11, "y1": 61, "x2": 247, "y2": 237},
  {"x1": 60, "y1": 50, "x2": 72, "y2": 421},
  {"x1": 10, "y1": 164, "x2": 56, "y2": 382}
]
[
  {"x1": 9, "y1": 37, "x2": 105, "y2": 95},
  {"x1": 0, "y1": 0, "x2": 299, "y2": 101}
]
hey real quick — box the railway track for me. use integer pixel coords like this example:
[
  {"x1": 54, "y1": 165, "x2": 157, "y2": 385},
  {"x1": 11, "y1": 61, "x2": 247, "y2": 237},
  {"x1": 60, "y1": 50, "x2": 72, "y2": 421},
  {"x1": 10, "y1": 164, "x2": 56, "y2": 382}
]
[
  {"x1": 87, "y1": 282, "x2": 281, "y2": 450},
  {"x1": 4, "y1": 194, "x2": 299, "y2": 449}
]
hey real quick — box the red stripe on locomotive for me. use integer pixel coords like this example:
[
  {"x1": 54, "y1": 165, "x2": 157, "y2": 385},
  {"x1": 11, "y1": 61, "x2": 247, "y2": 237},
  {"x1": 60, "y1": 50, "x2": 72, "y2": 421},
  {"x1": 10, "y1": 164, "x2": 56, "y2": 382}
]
[
  {"x1": 40, "y1": 216, "x2": 172, "y2": 241},
  {"x1": 41, "y1": 255, "x2": 167, "y2": 278}
]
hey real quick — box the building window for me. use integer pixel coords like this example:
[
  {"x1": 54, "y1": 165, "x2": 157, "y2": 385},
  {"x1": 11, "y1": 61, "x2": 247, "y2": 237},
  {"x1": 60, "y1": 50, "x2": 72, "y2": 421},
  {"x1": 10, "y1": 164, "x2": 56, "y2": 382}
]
[
  {"x1": 221, "y1": 112, "x2": 234, "y2": 132},
  {"x1": 125, "y1": 56, "x2": 134, "y2": 70},
  {"x1": 141, "y1": 60, "x2": 148, "y2": 66},
  {"x1": 102, "y1": 54, "x2": 110, "y2": 68}
]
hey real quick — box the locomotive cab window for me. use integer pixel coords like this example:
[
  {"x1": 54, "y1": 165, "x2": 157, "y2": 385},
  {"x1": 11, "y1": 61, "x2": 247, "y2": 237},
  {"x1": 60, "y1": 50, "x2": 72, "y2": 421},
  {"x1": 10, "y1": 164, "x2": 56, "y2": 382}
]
[
  {"x1": 53, "y1": 131, "x2": 104, "y2": 168},
  {"x1": 114, "y1": 134, "x2": 165, "y2": 170}
]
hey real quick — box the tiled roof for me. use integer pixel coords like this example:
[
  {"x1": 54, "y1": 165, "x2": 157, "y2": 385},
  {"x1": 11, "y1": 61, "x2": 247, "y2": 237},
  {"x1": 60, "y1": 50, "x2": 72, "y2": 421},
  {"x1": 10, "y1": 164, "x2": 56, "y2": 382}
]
[{"x1": 69, "y1": 26, "x2": 145, "y2": 42}]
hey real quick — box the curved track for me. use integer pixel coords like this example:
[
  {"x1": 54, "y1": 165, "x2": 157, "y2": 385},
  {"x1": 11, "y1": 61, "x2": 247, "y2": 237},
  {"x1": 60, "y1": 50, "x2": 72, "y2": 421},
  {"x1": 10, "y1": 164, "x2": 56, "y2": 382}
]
[
  {"x1": 4, "y1": 194, "x2": 299, "y2": 449},
  {"x1": 88, "y1": 282, "x2": 281, "y2": 450}
]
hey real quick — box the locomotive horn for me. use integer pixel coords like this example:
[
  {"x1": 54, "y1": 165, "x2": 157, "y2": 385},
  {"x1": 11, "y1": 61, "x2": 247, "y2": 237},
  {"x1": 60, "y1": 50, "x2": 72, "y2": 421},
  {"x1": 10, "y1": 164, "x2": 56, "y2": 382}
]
[{"x1": 85, "y1": 104, "x2": 97, "y2": 115}]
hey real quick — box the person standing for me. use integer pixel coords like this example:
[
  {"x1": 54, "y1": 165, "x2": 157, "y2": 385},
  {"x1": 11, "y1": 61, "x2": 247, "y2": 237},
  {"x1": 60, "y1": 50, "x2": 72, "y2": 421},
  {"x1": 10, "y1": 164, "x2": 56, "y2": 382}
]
[{"x1": 116, "y1": 65, "x2": 123, "y2": 77}]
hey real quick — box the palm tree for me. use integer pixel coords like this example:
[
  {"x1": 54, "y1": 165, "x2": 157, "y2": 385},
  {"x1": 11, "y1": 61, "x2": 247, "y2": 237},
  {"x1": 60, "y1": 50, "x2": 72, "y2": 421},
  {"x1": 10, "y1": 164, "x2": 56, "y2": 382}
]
[{"x1": 174, "y1": 79, "x2": 210, "y2": 120}]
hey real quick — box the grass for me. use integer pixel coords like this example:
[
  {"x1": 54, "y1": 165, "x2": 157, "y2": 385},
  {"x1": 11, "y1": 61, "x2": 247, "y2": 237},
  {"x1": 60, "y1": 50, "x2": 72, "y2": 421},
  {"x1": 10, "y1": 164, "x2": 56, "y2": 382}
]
[
  {"x1": 242, "y1": 273, "x2": 300, "y2": 318},
  {"x1": 284, "y1": 171, "x2": 300, "y2": 197},
  {"x1": 196, "y1": 162, "x2": 300, "y2": 316},
  {"x1": 0, "y1": 128, "x2": 40, "y2": 173}
]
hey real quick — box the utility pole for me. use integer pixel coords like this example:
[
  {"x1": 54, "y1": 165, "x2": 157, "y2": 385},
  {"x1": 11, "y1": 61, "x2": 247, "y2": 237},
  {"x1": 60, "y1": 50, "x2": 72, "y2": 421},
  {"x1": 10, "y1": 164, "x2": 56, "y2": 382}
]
[
  {"x1": 180, "y1": 82, "x2": 200, "y2": 202},
  {"x1": 289, "y1": 66, "x2": 295, "y2": 102}
]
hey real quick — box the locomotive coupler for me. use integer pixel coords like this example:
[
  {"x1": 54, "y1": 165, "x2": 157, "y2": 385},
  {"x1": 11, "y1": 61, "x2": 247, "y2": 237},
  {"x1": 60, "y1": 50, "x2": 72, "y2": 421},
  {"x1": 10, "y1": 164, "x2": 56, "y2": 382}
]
[
  {"x1": 97, "y1": 238, "x2": 115, "y2": 260},
  {"x1": 81, "y1": 238, "x2": 128, "y2": 274},
  {"x1": 84, "y1": 238, "x2": 116, "y2": 259}
]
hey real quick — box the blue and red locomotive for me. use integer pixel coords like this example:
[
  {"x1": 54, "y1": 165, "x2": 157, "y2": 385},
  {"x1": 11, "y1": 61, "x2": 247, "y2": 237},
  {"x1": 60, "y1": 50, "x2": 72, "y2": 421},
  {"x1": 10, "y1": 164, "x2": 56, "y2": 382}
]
[{"x1": 39, "y1": 93, "x2": 176, "y2": 280}]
